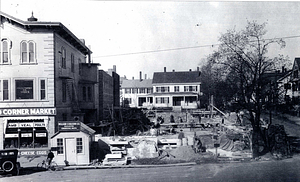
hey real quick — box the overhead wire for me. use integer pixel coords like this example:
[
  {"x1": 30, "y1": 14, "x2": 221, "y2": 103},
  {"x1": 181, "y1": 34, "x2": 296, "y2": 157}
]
[{"x1": 92, "y1": 35, "x2": 300, "y2": 58}]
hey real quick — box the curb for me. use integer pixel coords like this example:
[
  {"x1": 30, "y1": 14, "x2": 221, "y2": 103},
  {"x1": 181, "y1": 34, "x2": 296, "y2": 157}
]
[{"x1": 62, "y1": 162, "x2": 197, "y2": 170}]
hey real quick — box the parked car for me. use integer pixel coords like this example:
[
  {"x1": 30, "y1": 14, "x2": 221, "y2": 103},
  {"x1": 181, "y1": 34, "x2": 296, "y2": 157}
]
[{"x1": 0, "y1": 149, "x2": 20, "y2": 176}]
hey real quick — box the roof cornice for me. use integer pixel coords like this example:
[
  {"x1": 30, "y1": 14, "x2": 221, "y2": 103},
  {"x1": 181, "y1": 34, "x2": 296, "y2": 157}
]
[{"x1": 0, "y1": 11, "x2": 91, "y2": 55}]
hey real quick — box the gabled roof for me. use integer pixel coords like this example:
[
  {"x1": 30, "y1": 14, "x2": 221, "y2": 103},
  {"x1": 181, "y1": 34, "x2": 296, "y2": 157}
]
[
  {"x1": 121, "y1": 79, "x2": 153, "y2": 88},
  {"x1": 152, "y1": 71, "x2": 201, "y2": 84},
  {"x1": 0, "y1": 11, "x2": 91, "y2": 55},
  {"x1": 294, "y1": 58, "x2": 300, "y2": 69}
]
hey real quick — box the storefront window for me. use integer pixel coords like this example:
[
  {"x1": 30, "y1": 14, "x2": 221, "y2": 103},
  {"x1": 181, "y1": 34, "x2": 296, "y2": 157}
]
[
  {"x1": 15, "y1": 80, "x2": 33, "y2": 100},
  {"x1": 4, "y1": 119, "x2": 48, "y2": 149},
  {"x1": 76, "y1": 138, "x2": 83, "y2": 153}
]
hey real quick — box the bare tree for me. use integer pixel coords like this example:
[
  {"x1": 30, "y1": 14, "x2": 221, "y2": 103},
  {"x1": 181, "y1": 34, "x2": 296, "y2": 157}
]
[{"x1": 210, "y1": 21, "x2": 286, "y2": 158}]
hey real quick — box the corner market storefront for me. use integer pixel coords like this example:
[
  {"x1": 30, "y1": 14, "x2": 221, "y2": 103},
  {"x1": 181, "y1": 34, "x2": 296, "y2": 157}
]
[{"x1": 0, "y1": 108, "x2": 56, "y2": 156}]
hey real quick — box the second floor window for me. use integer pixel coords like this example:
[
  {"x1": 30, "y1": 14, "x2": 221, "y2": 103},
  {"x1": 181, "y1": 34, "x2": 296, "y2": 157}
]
[
  {"x1": 184, "y1": 86, "x2": 197, "y2": 92},
  {"x1": 62, "y1": 81, "x2": 67, "y2": 102},
  {"x1": 71, "y1": 53, "x2": 75, "y2": 72},
  {"x1": 15, "y1": 80, "x2": 33, "y2": 100},
  {"x1": 61, "y1": 47, "x2": 66, "y2": 69},
  {"x1": 174, "y1": 86, "x2": 179, "y2": 92},
  {"x1": 40, "y1": 79, "x2": 46, "y2": 100},
  {"x1": 139, "y1": 88, "x2": 145, "y2": 93},
  {"x1": 1, "y1": 40, "x2": 9, "y2": 64},
  {"x1": 294, "y1": 70, "x2": 299, "y2": 79},
  {"x1": 88, "y1": 86, "x2": 92, "y2": 101},
  {"x1": 1, "y1": 80, "x2": 9, "y2": 101},
  {"x1": 125, "y1": 88, "x2": 131, "y2": 94},
  {"x1": 83, "y1": 86, "x2": 86, "y2": 101},
  {"x1": 21, "y1": 41, "x2": 36, "y2": 64}
]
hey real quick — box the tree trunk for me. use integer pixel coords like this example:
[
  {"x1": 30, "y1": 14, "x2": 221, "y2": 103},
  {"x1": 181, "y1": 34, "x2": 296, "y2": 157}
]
[
  {"x1": 251, "y1": 111, "x2": 261, "y2": 158},
  {"x1": 252, "y1": 124, "x2": 260, "y2": 158}
]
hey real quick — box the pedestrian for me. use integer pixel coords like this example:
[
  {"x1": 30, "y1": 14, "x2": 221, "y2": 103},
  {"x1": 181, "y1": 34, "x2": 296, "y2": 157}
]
[
  {"x1": 47, "y1": 150, "x2": 55, "y2": 167},
  {"x1": 178, "y1": 129, "x2": 185, "y2": 146}
]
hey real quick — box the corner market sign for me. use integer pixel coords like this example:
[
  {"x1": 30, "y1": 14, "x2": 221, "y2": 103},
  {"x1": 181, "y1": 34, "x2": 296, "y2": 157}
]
[{"x1": 0, "y1": 108, "x2": 56, "y2": 116}]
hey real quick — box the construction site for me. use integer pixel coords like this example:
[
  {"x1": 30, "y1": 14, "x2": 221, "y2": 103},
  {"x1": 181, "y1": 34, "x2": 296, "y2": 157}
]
[{"x1": 89, "y1": 106, "x2": 292, "y2": 166}]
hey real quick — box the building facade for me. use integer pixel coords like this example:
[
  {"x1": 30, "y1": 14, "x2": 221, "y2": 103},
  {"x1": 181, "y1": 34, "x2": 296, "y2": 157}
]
[
  {"x1": 120, "y1": 73, "x2": 153, "y2": 108},
  {"x1": 98, "y1": 66, "x2": 120, "y2": 121},
  {"x1": 120, "y1": 68, "x2": 201, "y2": 110},
  {"x1": 0, "y1": 12, "x2": 96, "y2": 155},
  {"x1": 152, "y1": 67, "x2": 201, "y2": 110}
]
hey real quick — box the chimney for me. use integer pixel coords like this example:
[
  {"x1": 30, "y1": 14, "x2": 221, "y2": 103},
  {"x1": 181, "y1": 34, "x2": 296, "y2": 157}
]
[
  {"x1": 132, "y1": 77, "x2": 134, "y2": 80},
  {"x1": 173, "y1": 69, "x2": 175, "y2": 72},
  {"x1": 140, "y1": 71, "x2": 142, "y2": 81},
  {"x1": 197, "y1": 67, "x2": 199, "y2": 72},
  {"x1": 189, "y1": 69, "x2": 192, "y2": 71},
  {"x1": 113, "y1": 65, "x2": 116, "y2": 73},
  {"x1": 282, "y1": 66, "x2": 285, "y2": 73},
  {"x1": 145, "y1": 74, "x2": 147, "y2": 80},
  {"x1": 164, "y1": 67, "x2": 166, "y2": 72}
]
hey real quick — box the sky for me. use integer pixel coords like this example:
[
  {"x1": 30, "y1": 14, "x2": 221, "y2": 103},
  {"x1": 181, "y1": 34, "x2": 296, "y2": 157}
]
[{"x1": 1, "y1": 0, "x2": 300, "y2": 79}]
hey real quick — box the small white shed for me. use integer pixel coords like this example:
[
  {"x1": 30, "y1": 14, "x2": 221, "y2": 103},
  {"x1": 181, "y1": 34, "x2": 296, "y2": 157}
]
[{"x1": 51, "y1": 121, "x2": 95, "y2": 165}]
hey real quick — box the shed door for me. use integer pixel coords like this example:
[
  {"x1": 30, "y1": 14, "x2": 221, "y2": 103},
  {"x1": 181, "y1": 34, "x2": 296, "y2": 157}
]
[{"x1": 65, "y1": 138, "x2": 76, "y2": 164}]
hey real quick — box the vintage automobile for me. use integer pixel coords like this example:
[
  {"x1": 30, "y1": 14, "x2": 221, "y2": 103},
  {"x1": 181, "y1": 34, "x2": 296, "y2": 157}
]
[{"x1": 0, "y1": 149, "x2": 20, "y2": 176}]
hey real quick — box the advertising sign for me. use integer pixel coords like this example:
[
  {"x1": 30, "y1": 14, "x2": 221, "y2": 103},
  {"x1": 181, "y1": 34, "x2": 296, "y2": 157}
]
[
  {"x1": 0, "y1": 108, "x2": 56, "y2": 116},
  {"x1": 8, "y1": 122, "x2": 45, "y2": 128},
  {"x1": 58, "y1": 121, "x2": 81, "y2": 132}
]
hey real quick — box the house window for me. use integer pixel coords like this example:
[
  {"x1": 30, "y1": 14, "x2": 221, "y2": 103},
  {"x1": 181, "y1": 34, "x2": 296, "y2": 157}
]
[
  {"x1": 61, "y1": 47, "x2": 66, "y2": 69},
  {"x1": 21, "y1": 41, "x2": 36, "y2": 64},
  {"x1": 72, "y1": 83, "x2": 75, "y2": 102},
  {"x1": 62, "y1": 81, "x2": 67, "y2": 102},
  {"x1": 147, "y1": 88, "x2": 153, "y2": 93},
  {"x1": 15, "y1": 80, "x2": 33, "y2": 100},
  {"x1": 3, "y1": 80, "x2": 9, "y2": 100},
  {"x1": 76, "y1": 138, "x2": 83, "y2": 153},
  {"x1": 79, "y1": 60, "x2": 82, "y2": 75},
  {"x1": 125, "y1": 88, "x2": 131, "y2": 94},
  {"x1": 71, "y1": 53, "x2": 75, "y2": 72},
  {"x1": 1, "y1": 40, "x2": 10, "y2": 64},
  {"x1": 29, "y1": 42, "x2": 35, "y2": 63},
  {"x1": 21, "y1": 42, "x2": 27, "y2": 63},
  {"x1": 40, "y1": 79, "x2": 46, "y2": 100},
  {"x1": 88, "y1": 86, "x2": 92, "y2": 101},
  {"x1": 156, "y1": 87, "x2": 161, "y2": 92},
  {"x1": 174, "y1": 86, "x2": 179, "y2": 92},
  {"x1": 83, "y1": 86, "x2": 86, "y2": 101},
  {"x1": 156, "y1": 97, "x2": 169, "y2": 104},
  {"x1": 139, "y1": 88, "x2": 145, "y2": 93},
  {"x1": 57, "y1": 138, "x2": 64, "y2": 154},
  {"x1": 294, "y1": 70, "x2": 299, "y2": 79},
  {"x1": 132, "y1": 88, "x2": 137, "y2": 93}
]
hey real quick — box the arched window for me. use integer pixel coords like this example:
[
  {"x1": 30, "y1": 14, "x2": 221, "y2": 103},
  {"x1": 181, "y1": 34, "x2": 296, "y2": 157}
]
[
  {"x1": 29, "y1": 42, "x2": 35, "y2": 63},
  {"x1": 21, "y1": 42, "x2": 27, "y2": 63},
  {"x1": 1, "y1": 39, "x2": 11, "y2": 64},
  {"x1": 2, "y1": 41, "x2": 8, "y2": 63},
  {"x1": 21, "y1": 41, "x2": 36, "y2": 64}
]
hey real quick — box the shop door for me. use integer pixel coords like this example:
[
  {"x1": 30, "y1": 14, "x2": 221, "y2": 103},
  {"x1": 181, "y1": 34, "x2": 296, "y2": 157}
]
[{"x1": 65, "y1": 138, "x2": 76, "y2": 164}]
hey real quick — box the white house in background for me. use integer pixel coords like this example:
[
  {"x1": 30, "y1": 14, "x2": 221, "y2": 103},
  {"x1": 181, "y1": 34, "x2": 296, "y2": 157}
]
[
  {"x1": 120, "y1": 73, "x2": 153, "y2": 108},
  {"x1": 152, "y1": 67, "x2": 201, "y2": 110}
]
